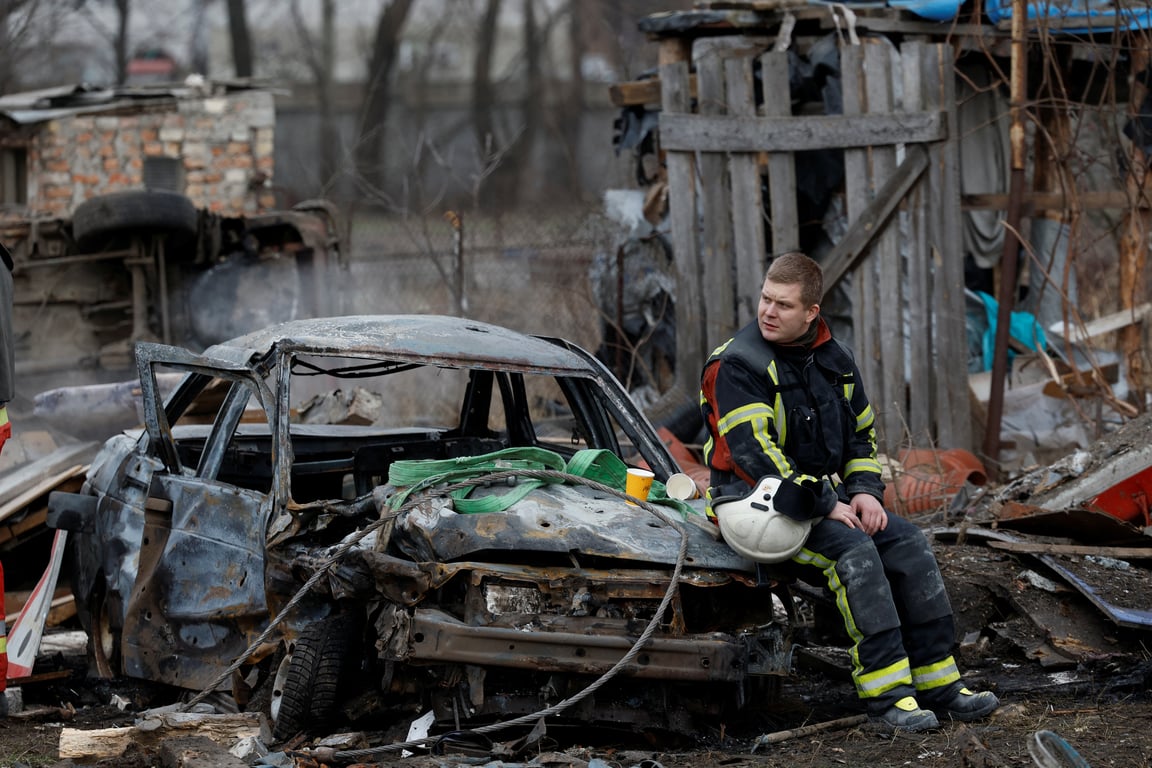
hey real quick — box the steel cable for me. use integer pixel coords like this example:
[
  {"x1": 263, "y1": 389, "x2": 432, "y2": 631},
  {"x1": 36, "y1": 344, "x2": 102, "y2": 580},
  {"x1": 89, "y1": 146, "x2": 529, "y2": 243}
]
[{"x1": 177, "y1": 468, "x2": 692, "y2": 766}]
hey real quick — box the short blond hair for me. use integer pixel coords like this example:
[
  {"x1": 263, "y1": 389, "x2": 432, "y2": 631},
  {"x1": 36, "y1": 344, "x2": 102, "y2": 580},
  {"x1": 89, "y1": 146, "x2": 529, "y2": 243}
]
[{"x1": 765, "y1": 251, "x2": 823, "y2": 307}]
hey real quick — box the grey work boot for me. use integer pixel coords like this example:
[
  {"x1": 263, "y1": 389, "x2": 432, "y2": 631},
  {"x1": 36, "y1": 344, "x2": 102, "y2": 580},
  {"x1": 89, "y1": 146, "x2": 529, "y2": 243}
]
[
  {"x1": 925, "y1": 687, "x2": 1000, "y2": 722},
  {"x1": 869, "y1": 696, "x2": 940, "y2": 733}
]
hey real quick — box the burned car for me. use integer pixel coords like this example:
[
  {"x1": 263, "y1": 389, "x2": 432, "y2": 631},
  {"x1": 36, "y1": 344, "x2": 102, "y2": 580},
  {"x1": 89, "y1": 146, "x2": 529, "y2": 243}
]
[{"x1": 48, "y1": 315, "x2": 789, "y2": 741}]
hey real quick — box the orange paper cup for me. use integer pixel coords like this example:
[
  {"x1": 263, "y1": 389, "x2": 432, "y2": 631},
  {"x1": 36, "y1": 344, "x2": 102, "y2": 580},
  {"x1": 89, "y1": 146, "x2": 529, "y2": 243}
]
[{"x1": 625, "y1": 467, "x2": 655, "y2": 505}]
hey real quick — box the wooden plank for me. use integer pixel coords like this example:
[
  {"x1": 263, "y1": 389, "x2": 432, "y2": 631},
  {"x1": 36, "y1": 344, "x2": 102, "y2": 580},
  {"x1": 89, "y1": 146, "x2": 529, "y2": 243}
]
[
  {"x1": 58, "y1": 712, "x2": 266, "y2": 762},
  {"x1": 0, "y1": 507, "x2": 48, "y2": 548},
  {"x1": 927, "y1": 43, "x2": 972, "y2": 451},
  {"x1": 986, "y1": 541, "x2": 1152, "y2": 559},
  {"x1": 660, "y1": 42, "x2": 707, "y2": 398},
  {"x1": 697, "y1": 46, "x2": 738, "y2": 350},
  {"x1": 725, "y1": 51, "x2": 767, "y2": 328},
  {"x1": 0, "y1": 467, "x2": 85, "y2": 526},
  {"x1": 1048, "y1": 302, "x2": 1152, "y2": 342},
  {"x1": 963, "y1": 189, "x2": 1143, "y2": 211},
  {"x1": 840, "y1": 46, "x2": 878, "y2": 402},
  {"x1": 821, "y1": 148, "x2": 928, "y2": 299},
  {"x1": 0, "y1": 442, "x2": 98, "y2": 515},
  {"x1": 902, "y1": 42, "x2": 933, "y2": 444},
  {"x1": 864, "y1": 41, "x2": 903, "y2": 454},
  {"x1": 658, "y1": 110, "x2": 945, "y2": 152},
  {"x1": 760, "y1": 50, "x2": 799, "y2": 255},
  {"x1": 608, "y1": 75, "x2": 697, "y2": 107}
]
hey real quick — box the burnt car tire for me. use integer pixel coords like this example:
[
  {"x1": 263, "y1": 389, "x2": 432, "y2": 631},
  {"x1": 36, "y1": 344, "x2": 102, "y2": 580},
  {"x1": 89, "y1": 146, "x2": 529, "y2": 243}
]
[
  {"x1": 271, "y1": 615, "x2": 362, "y2": 742},
  {"x1": 72, "y1": 190, "x2": 199, "y2": 252}
]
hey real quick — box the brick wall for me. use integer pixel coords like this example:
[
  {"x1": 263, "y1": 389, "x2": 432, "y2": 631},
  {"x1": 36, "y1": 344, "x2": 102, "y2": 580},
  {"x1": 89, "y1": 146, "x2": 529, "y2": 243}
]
[{"x1": 26, "y1": 89, "x2": 277, "y2": 218}]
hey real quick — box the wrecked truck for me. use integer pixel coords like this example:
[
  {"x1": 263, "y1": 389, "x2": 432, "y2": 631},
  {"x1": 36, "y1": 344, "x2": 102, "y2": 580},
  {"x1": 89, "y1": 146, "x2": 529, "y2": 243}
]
[{"x1": 46, "y1": 315, "x2": 790, "y2": 741}]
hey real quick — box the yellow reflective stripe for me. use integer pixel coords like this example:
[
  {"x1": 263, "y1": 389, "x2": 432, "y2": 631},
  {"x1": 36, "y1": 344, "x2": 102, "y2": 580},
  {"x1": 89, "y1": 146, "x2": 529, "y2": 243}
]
[
  {"x1": 0, "y1": 406, "x2": 7, "y2": 427},
  {"x1": 857, "y1": 657, "x2": 913, "y2": 698},
  {"x1": 716, "y1": 402, "x2": 773, "y2": 435},
  {"x1": 794, "y1": 547, "x2": 866, "y2": 681},
  {"x1": 845, "y1": 457, "x2": 883, "y2": 476},
  {"x1": 911, "y1": 656, "x2": 961, "y2": 691},
  {"x1": 855, "y1": 403, "x2": 874, "y2": 431},
  {"x1": 0, "y1": 637, "x2": 6, "y2": 653},
  {"x1": 794, "y1": 546, "x2": 914, "y2": 698},
  {"x1": 710, "y1": 338, "x2": 733, "y2": 358}
]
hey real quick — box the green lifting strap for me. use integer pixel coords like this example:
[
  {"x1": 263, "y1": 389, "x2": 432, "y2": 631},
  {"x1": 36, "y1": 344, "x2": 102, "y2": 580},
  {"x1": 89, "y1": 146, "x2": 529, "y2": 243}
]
[{"x1": 385, "y1": 446, "x2": 697, "y2": 517}]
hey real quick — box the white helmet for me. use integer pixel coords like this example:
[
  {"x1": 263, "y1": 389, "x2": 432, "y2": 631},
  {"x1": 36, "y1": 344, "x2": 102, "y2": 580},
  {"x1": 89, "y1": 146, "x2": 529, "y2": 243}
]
[{"x1": 715, "y1": 476, "x2": 817, "y2": 563}]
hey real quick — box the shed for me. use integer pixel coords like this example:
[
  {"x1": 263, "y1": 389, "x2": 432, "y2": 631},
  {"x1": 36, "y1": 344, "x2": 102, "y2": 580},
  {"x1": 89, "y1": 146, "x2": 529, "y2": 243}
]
[
  {"x1": 610, "y1": 0, "x2": 1152, "y2": 473},
  {"x1": 0, "y1": 81, "x2": 277, "y2": 220}
]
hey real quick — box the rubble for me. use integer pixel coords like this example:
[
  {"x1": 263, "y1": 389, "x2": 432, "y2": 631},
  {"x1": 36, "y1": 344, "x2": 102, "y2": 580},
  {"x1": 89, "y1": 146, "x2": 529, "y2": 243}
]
[{"x1": 1, "y1": 384, "x2": 1151, "y2": 764}]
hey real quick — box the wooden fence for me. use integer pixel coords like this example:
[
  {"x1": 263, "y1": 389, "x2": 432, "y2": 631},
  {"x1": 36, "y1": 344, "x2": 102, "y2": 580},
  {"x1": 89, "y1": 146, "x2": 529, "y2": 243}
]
[{"x1": 656, "y1": 34, "x2": 971, "y2": 454}]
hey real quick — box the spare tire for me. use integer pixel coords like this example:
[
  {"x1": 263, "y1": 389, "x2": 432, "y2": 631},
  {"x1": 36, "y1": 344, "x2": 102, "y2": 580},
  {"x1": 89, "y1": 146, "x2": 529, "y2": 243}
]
[{"x1": 72, "y1": 190, "x2": 199, "y2": 251}]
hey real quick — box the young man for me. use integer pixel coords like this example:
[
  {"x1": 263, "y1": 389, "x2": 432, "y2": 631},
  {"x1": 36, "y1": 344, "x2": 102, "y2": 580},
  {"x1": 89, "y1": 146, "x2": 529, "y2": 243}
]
[{"x1": 699, "y1": 251, "x2": 998, "y2": 732}]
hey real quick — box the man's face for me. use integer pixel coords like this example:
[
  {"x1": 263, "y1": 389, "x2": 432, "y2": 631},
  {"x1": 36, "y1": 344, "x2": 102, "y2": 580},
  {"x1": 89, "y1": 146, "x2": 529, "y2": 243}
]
[{"x1": 757, "y1": 277, "x2": 819, "y2": 344}]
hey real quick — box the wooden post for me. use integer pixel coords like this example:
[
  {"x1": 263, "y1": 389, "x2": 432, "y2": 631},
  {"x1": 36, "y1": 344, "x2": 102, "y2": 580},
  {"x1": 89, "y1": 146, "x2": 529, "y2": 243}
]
[
  {"x1": 659, "y1": 38, "x2": 706, "y2": 399},
  {"x1": 1121, "y1": 34, "x2": 1151, "y2": 412},
  {"x1": 760, "y1": 50, "x2": 800, "y2": 256},
  {"x1": 982, "y1": 0, "x2": 1028, "y2": 477},
  {"x1": 902, "y1": 41, "x2": 932, "y2": 444},
  {"x1": 696, "y1": 44, "x2": 737, "y2": 349},
  {"x1": 726, "y1": 47, "x2": 768, "y2": 327},
  {"x1": 841, "y1": 43, "x2": 882, "y2": 425},
  {"x1": 923, "y1": 43, "x2": 971, "y2": 452},
  {"x1": 863, "y1": 41, "x2": 904, "y2": 452}
]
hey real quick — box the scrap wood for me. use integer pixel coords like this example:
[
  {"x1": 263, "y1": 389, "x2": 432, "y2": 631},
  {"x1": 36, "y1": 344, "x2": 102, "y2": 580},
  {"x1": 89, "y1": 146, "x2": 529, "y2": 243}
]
[
  {"x1": 988, "y1": 541, "x2": 1152, "y2": 559},
  {"x1": 751, "y1": 714, "x2": 868, "y2": 749},
  {"x1": 57, "y1": 712, "x2": 266, "y2": 761},
  {"x1": 0, "y1": 467, "x2": 85, "y2": 525}
]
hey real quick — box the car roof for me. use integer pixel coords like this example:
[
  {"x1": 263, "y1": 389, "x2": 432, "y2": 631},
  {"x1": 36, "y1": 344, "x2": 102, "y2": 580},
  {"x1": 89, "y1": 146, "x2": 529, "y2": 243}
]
[{"x1": 201, "y1": 314, "x2": 596, "y2": 373}]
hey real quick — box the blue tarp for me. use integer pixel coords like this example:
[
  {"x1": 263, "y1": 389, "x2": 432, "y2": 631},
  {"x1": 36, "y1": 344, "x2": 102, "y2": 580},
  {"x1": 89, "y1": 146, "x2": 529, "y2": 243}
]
[
  {"x1": 983, "y1": 0, "x2": 1152, "y2": 31},
  {"x1": 823, "y1": 0, "x2": 1152, "y2": 30}
]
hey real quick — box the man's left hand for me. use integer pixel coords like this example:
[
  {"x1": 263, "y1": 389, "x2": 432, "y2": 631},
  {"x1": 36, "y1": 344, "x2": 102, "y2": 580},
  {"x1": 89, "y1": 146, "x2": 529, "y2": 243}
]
[{"x1": 850, "y1": 493, "x2": 887, "y2": 536}]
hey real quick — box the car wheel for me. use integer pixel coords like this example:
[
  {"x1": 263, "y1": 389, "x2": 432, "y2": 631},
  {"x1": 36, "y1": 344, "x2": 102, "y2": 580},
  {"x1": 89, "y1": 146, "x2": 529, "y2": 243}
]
[
  {"x1": 90, "y1": 590, "x2": 122, "y2": 679},
  {"x1": 271, "y1": 614, "x2": 362, "y2": 742},
  {"x1": 71, "y1": 190, "x2": 199, "y2": 251}
]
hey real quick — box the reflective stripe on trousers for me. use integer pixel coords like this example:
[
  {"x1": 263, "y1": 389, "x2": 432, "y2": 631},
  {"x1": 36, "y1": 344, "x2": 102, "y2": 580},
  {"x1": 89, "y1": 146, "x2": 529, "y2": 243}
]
[{"x1": 792, "y1": 513, "x2": 957, "y2": 709}]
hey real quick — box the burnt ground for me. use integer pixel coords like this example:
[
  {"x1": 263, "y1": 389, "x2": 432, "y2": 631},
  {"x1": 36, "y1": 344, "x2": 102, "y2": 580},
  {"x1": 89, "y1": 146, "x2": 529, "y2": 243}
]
[{"x1": 1, "y1": 533, "x2": 1149, "y2": 768}]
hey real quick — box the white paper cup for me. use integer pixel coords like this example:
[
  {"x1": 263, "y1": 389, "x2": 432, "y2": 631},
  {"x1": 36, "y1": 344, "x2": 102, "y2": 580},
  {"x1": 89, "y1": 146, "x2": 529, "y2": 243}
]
[
  {"x1": 665, "y1": 472, "x2": 698, "y2": 500},
  {"x1": 625, "y1": 467, "x2": 655, "y2": 504}
]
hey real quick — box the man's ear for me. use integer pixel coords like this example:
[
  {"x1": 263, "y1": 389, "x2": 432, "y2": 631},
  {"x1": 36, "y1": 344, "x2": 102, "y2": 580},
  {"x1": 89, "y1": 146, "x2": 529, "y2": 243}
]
[{"x1": 806, "y1": 303, "x2": 820, "y2": 323}]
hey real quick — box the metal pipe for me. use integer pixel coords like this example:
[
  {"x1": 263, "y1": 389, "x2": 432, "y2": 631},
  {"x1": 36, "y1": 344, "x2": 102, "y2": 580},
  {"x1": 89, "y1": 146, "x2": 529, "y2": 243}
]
[{"x1": 982, "y1": 0, "x2": 1028, "y2": 479}]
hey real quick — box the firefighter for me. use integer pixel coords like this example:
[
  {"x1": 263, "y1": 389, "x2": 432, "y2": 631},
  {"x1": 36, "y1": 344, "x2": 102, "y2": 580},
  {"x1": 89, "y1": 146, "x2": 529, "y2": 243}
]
[{"x1": 700, "y1": 251, "x2": 999, "y2": 732}]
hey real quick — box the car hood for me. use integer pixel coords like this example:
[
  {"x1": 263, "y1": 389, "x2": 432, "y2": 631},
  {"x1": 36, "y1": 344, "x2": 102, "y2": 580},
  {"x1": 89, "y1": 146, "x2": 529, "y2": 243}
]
[{"x1": 392, "y1": 482, "x2": 752, "y2": 571}]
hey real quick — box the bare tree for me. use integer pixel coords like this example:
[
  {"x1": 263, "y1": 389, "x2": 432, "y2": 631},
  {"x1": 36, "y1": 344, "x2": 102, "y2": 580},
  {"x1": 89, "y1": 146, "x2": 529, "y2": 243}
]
[
  {"x1": 291, "y1": 0, "x2": 338, "y2": 189},
  {"x1": 74, "y1": 0, "x2": 132, "y2": 85},
  {"x1": 0, "y1": 0, "x2": 36, "y2": 93},
  {"x1": 226, "y1": 0, "x2": 254, "y2": 78},
  {"x1": 356, "y1": 0, "x2": 416, "y2": 194}
]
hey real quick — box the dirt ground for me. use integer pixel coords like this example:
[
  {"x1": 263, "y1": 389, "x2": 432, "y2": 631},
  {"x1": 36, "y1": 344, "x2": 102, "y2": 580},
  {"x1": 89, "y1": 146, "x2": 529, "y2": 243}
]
[{"x1": 1, "y1": 534, "x2": 1149, "y2": 768}]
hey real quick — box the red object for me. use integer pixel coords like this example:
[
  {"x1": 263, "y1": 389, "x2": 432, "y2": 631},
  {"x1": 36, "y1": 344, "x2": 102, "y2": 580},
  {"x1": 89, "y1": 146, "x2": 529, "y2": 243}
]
[
  {"x1": 0, "y1": 559, "x2": 8, "y2": 690},
  {"x1": 884, "y1": 448, "x2": 987, "y2": 517},
  {"x1": 1087, "y1": 464, "x2": 1152, "y2": 528},
  {"x1": 0, "y1": 419, "x2": 9, "y2": 459}
]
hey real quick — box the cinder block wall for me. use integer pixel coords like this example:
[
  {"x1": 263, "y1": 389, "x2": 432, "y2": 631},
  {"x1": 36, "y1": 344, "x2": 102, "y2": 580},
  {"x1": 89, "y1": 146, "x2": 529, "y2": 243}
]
[{"x1": 27, "y1": 89, "x2": 277, "y2": 217}]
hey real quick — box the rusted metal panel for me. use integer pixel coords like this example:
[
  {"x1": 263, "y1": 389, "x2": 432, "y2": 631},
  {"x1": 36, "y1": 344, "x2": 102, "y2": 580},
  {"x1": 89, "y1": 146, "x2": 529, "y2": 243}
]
[
  {"x1": 394, "y1": 483, "x2": 752, "y2": 570},
  {"x1": 407, "y1": 608, "x2": 788, "y2": 682}
]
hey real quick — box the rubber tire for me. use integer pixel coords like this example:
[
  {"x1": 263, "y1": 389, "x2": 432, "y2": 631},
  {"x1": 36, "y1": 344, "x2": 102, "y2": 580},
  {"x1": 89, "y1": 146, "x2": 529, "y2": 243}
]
[
  {"x1": 71, "y1": 190, "x2": 198, "y2": 250},
  {"x1": 271, "y1": 614, "x2": 362, "y2": 742},
  {"x1": 90, "y1": 589, "x2": 123, "y2": 679}
]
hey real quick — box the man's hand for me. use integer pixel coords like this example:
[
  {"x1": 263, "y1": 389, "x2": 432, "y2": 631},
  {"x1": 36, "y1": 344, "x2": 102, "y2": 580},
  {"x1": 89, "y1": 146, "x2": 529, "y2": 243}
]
[
  {"x1": 851, "y1": 493, "x2": 888, "y2": 535},
  {"x1": 827, "y1": 494, "x2": 888, "y2": 535}
]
